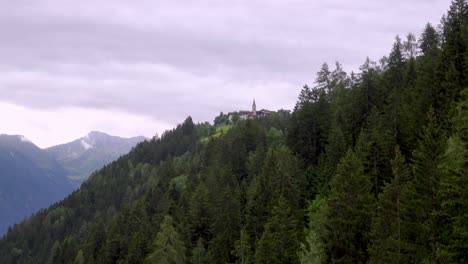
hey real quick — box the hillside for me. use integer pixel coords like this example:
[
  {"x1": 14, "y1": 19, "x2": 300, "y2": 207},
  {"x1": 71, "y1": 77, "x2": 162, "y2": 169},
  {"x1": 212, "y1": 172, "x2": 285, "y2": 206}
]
[
  {"x1": 46, "y1": 131, "x2": 146, "y2": 186},
  {"x1": 0, "y1": 1, "x2": 466, "y2": 263},
  {"x1": 0, "y1": 132, "x2": 146, "y2": 237},
  {"x1": 0, "y1": 135, "x2": 73, "y2": 236}
]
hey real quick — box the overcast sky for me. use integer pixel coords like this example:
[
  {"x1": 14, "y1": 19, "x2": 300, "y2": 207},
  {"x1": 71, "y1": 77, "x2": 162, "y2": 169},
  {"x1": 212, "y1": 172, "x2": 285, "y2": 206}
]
[{"x1": 0, "y1": 0, "x2": 451, "y2": 148}]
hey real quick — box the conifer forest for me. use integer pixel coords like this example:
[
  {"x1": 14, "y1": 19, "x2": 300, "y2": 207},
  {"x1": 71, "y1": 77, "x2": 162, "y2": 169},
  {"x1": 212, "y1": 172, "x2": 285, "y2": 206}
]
[{"x1": 0, "y1": 1, "x2": 467, "y2": 263}]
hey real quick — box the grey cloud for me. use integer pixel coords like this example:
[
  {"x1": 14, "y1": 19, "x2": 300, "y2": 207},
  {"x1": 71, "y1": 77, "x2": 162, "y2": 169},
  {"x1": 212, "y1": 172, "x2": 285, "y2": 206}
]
[{"x1": 0, "y1": 0, "x2": 451, "y2": 125}]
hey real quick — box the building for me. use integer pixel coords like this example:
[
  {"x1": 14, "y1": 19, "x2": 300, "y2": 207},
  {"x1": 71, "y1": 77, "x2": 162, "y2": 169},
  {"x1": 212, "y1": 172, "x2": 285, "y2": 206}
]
[{"x1": 228, "y1": 99, "x2": 274, "y2": 121}]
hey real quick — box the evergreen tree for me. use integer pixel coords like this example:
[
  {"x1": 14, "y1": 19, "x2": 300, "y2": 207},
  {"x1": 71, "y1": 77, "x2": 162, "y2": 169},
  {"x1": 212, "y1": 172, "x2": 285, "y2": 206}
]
[
  {"x1": 436, "y1": 0, "x2": 467, "y2": 125},
  {"x1": 326, "y1": 149, "x2": 374, "y2": 263},
  {"x1": 188, "y1": 182, "x2": 211, "y2": 243},
  {"x1": 299, "y1": 195, "x2": 328, "y2": 264},
  {"x1": 368, "y1": 146, "x2": 411, "y2": 264},
  {"x1": 208, "y1": 181, "x2": 241, "y2": 263},
  {"x1": 145, "y1": 215, "x2": 186, "y2": 264},
  {"x1": 233, "y1": 228, "x2": 252, "y2": 264},
  {"x1": 419, "y1": 23, "x2": 439, "y2": 55},
  {"x1": 73, "y1": 250, "x2": 85, "y2": 264},
  {"x1": 316, "y1": 63, "x2": 332, "y2": 94},
  {"x1": 365, "y1": 108, "x2": 395, "y2": 194},
  {"x1": 400, "y1": 110, "x2": 447, "y2": 263},
  {"x1": 254, "y1": 196, "x2": 301, "y2": 264},
  {"x1": 386, "y1": 36, "x2": 406, "y2": 140},
  {"x1": 84, "y1": 221, "x2": 106, "y2": 263},
  {"x1": 191, "y1": 238, "x2": 207, "y2": 264},
  {"x1": 438, "y1": 88, "x2": 468, "y2": 263},
  {"x1": 296, "y1": 85, "x2": 313, "y2": 110}
]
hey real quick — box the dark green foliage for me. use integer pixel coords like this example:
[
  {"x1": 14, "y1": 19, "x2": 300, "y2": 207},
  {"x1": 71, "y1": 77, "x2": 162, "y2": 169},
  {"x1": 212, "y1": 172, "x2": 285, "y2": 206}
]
[
  {"x1": 436, "y1": 0, "x2": 468, "y2": 126},
  {"x1": 254, "y1": 196, "x2": 301, "y2": 264},
  {"x1": 438, "y1": 88, "x2": 468, "y2": 263},
  {"x1": 145, "y1": 215, "x2": 186, "y2": 264},
  {"x1": 288, "y1": 83, "x2": 331, "y2": 165},
  {"x1": 214, "y1": 112, "x2": 230, "y2": 126},
  {"x1": 369, "y1": 146, "x2": 411, "y2": 264},
  {"x1": 299, "y1": 195, "x2": 328, "y2": 264},
  {"x1": 191, "y1": 238, "x2": 207, "y2": 264},
  {"x1": 397, "y1": 111, "x2": 448, "y2": 263},
  {"x1": 0, "y1": 2, "x2": 466, "y2": 263},
  {"x1": 326, "y1": 149, "x2": 374, "y2": 263}
]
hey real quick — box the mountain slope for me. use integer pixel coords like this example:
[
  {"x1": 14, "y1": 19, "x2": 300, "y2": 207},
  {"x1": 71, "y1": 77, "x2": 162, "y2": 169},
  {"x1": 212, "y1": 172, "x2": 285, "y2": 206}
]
[
  {"x1": 46, "y1": 131, "x2": 146, "y2": 185},
  {"x1": 0, "y1": 1, "x2": 466, "y2": 262},
  {"x1": 0, "y1": 135, "x2": 73, "y2": 236}
]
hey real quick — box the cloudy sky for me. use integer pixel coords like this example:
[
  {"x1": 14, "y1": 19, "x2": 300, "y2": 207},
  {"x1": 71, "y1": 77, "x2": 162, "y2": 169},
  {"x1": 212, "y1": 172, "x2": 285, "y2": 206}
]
[{"x1": 1, "y1": 0, "x2": 451, "y2": 148}]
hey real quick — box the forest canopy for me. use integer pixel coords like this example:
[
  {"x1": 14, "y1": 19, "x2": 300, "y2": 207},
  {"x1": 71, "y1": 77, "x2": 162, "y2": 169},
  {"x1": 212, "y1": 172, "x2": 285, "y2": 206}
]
[{"x1": 0, "y1": 1, "x2": 467, "y2": 263}]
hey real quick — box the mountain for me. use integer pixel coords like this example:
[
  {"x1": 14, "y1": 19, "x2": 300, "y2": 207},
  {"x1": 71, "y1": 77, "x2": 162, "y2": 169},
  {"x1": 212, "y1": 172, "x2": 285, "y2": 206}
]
[
  {"x1": 0, "y1": 135, "x2": 73, "y2": 236},
  {"x1": 46, "y1": 131, "x2": 146, "y2": 186},
  {"x1": 0, "y1": 1, "x2": 466, "y2": 263},
  {"x1": 0, "y1": 132, "x2": 145, "y2": 236}
]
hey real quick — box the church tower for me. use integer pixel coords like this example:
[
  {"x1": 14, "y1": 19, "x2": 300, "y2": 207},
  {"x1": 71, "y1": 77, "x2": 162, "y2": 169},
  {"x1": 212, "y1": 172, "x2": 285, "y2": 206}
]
[{"x1": 252, "y1": 98, "x2": 257, "y2": 116}]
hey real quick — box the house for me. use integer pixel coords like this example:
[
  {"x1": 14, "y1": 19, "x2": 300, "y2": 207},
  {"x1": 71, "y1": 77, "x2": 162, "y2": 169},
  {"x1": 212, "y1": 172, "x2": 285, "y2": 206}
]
[{"x1": 228, "y1": 99, "x2": 274, "y2": 121}]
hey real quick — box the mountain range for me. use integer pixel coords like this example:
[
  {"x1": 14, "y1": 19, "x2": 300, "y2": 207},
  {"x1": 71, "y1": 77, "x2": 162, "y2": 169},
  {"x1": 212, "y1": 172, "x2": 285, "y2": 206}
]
[
  {"x1": 0, "y1": 132, "x2": 146, "y2": 235},
  {"x1": 0, "y1": 1, "x2": 467, "y2": 262},
  {"x1": 46, "y1": 131, "x2": 147, "y2": 186}
]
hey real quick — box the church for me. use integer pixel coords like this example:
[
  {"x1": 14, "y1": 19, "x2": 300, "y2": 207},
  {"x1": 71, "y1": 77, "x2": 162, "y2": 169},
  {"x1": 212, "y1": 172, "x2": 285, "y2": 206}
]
[{"x1": 228, "y1": 99, "x2": 274, "y2": 121}]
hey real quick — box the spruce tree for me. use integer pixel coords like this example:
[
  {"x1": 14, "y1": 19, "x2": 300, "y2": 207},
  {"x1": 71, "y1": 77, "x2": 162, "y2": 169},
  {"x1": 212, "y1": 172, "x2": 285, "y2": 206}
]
[
  {"x1": 400, "y1": 110, "x2": 446, "y2": 263},
  {"x1": 439, "y1": 88, "x2": 468, "y2": 262},
  {"x1": 254, "y1": 195, "x2": 301, "y2": 264},
  {"x1": 145, "y1": 215, "x2": 186, "y2": 264},
  {"x1": 188, "y1": 182, "x2": 211, "y2": 243},
  {"x1": 191, "y1": 238, "x2": 207, "y2": 264},
  {"x1": 299, "y1": 195, "x2": 328, "y2": 264},
  {"x1": 326, "y1": 149, "x2": 373, "y2": 263},
  {"x1": 368, "y1": 146, "x2": 411, "y2": 264}
]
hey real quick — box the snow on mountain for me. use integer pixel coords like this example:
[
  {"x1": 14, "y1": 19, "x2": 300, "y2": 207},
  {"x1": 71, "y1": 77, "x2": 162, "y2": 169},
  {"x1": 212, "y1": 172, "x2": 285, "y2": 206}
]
[
  {"x1": 19, "y1": 135, "x2": 31, "y2": 143},
  {"x1": 80, "y1": 139, "x2": 94, "y2": 150}
]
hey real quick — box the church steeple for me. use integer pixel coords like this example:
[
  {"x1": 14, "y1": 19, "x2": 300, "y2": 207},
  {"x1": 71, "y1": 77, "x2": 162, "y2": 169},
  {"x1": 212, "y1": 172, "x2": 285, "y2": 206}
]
[{"x1": 252, "y1": 98, "x2": 257, "y2": 115}]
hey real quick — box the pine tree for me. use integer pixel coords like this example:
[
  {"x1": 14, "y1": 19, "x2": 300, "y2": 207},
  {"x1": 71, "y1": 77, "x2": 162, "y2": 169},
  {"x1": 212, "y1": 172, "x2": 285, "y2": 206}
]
[
  {"x1": 73, "y1": 250, "x2": 85, "y2": 264},
  {"x1": 357, "y1": 58, "x2": 381, "y2": 116},
  {"x1": 233, "y1": 228, "x2": 252, "y2": 264},
  {"x1": 436, "y1": 0, "x2": 468, "y2": 125},
  {"x1": 439, "y1": 88, "x2": 468, "y2": 263},
  {"x1": 365, "y1": 108, "x2": 395, "y2": 194},
  {"x1": 386, "y1": 36, "x2": 406, "y2": 141},
  {"x1": 316, "y1": 63, "x2": 332, "y2": 94},
  {"x1": 439, "y1": 136, "x2": 468, "y2": 263},
  {"x1": 296, "y1": 85, "x2": 313, "y2": 110},
  {"x1": 254, "y1": 196, "x2": 301, "y2": 264},
  {"x1": 400, "y1": 110, "x2": 447, "y2": 263},
  {"x1": 145, "y1": 215, "x2": 186, "y2": 264},
  {"x1": 326, "y1": 149, "x2": 374, "y2": 264},
  {"x1": 188, "y1": 182, "x2": 211, "y2": 243},
  {"x1": 368, "y1": 146, "x2": 411, "y2": 264},
  {"x1": 419, "y1": 23, "x2": 439, "y2": 55},
  {"x1": 84, "y1": 221, "x2": 106, "y2": 263},
  {"x1": 299, "y1": 195, "x2": 328, "y2": 264},
  {"x1": 191, "y1": 238, "x2": 207, "y2": 264},
  {"x1": 208, "y1": 183, "x2": 241, "y2": 263}
]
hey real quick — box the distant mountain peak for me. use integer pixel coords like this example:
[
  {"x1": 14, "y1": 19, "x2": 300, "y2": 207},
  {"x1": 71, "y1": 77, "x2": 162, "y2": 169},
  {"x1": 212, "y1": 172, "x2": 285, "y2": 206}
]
[
  {"x1": 0, "y1": 134, "x2": 33, "y2": 145},
  {"x1": 46, "y1": 131, "x2": 146, "y2": 184},
  {"x1": 87, "y1": 131, "x2": 109, "y2": 137},
  {"x1": 18, "y1": 135, "x2": 31, "y2": 143},
  {"x1": 80, "y1": 139, "x2": 94, "y2": 150},
  {"x1": 85, "y1": 131, "x2": 110, "y2": 141},
  {"x1": 85, "y1": 131, "x2": 147, "y2": 141}
]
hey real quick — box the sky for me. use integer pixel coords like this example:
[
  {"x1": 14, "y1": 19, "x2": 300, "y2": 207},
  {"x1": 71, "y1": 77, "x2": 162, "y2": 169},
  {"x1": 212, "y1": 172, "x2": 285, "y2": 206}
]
[{"x1": 0, "y1": 0, "x2": 452, "y2": 148}]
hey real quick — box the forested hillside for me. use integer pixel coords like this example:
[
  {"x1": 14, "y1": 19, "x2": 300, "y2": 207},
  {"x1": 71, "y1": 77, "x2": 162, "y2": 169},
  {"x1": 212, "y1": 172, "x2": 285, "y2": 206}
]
[{"x1": 0, "y1": 1, "x2": 466, "y2": 263}]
